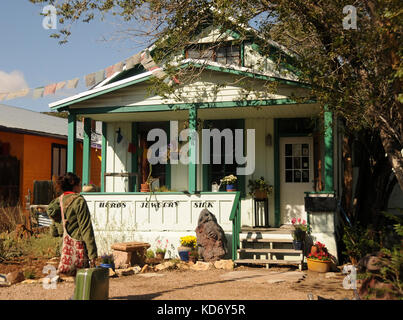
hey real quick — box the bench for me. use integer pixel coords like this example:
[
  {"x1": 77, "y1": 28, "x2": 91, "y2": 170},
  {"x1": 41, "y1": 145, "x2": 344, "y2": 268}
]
[{"x1": 111, "y1": 242, "x2": 151, "y2": 269}]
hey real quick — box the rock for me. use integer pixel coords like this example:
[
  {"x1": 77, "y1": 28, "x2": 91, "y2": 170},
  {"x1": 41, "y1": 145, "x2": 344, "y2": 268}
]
[
  {"x1": 325, "y1": 272, "x2": 337, "y2": 278},
  {"x1": 109, "y1": 268, "x2": 117, "y2": 278},
  {"x1": 60, "y1": 276, "x2": 75, "y2": 283},
  {"x1": 132, "y1": 266, "x2": 141, "y2": 274},
  {"x1": 21, "y1": 279, "x2": 39, "y2": 285},
  {"x1": 116, "y1": 268, "x2": 134, "y2": 276},
  {"x1": 6, "y1": 271, "x2": 25, "y2": 285},
  {"x1": 140, "y1": 264, "x2": 150, "y2": 273},
  {"x1": 154, "y1": 261, "x2": 175, "y2": 271},
  {"x1": 177, "y1": 262, "x2": 190, "y2": 271},
  {"x1": 112, "y1": 250, "x2": 132, "y2": 269},
  {"x1": 214, "y1": 259, "x2": 234, "y2": 270},
  {"x1": 358, "y1": 252, "x2": 385, "y2": 273},
  {"x1": 190, "y1": 261, "x2": 214, "y2": 271},
  {"x1": 195, "y1": 209, "x2": 228, "y2": 262}
]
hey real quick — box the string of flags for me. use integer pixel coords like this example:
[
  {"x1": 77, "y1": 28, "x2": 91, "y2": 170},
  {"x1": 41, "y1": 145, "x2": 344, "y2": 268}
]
[{"x1": 0, "y1": 49, "x2": 179, "y2": 102}]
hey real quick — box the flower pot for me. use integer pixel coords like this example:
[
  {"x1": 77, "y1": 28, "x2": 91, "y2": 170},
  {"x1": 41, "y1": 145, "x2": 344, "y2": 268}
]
[
  {"x1": 99, "y1": 263, "x2": 115, "y2": 272},
  {"x1": 226, "y1": 184, "x2": 236, "y2": 192},
  {"x1": 140, "y1": 183, "x2": 150, "y2": 192},
  {"x1": 155, "y1": 252, "x2": 165, "y2": 261},
  {"x1": 307, "y1": 258, "x2": 331, "y2": 273},
  {"x1": 178, "y1": 246, "x2": 192, "y2": 262},
  {"x1": 254, "y1": 190, "x2": 267, "y2": 200},
  {"x1": 293, "y1": 240, "x2": 303, "y2": 250}
]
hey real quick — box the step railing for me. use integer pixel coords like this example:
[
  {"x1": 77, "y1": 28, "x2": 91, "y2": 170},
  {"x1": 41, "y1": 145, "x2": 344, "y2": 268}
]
[{"x1": 229, "y1": 191, "x2": 241, "y2": 261}]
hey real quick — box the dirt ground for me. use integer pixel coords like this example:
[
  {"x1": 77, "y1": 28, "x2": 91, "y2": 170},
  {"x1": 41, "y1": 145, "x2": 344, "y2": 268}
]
[{"x1": 0, "y1": 265, "x2": 356, "y2": 300}]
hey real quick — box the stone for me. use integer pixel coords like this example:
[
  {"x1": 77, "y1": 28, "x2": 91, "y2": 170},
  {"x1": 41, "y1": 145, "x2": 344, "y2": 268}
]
[
  {"x1": 190, "y1": 261, "x2": 214, "y2": 271},
  {"x1": 132, "y1": 266, "x2": 142, "y2": 274},
  {"x1": 116, "y1": 268, "x2": 134, "y2": 276},
  {"x1": 60, "y1": 276, "x2": 75, "y2": 283},
  {"x1": 214, "y1": 259, "x2": 234, "y2": 270},
  {"x1": 109, "y1": 268, "x2": 117, "y2": 278},
  {"x1": 21, "y1": 279, "x2": 39, "y2": 285},
  {"x1": 325, "y1": 272, "x2": 337, "y2": 278},
  {"x1": 154, "y1": 261, "x2": 175, "y2": 272},
  {"x1": 140, "y1": 264, "x2": 150, "y2": 273},
  {"x1": 177, "y1": 262, "x2": 190, "y2": 271},
  {"x1": 6, "y1": 271, "x2": 25, "y2": 285},
  {"x1": 195, "y1": 209, "x2": 228, "y2": 262},
  {"x1": 112, "y1": 250, "x2": 132, "y2": 269}
]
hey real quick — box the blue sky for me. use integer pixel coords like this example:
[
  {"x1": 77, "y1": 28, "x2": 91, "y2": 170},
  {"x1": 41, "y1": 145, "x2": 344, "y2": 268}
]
[{"x1": 0, "y1": 1, "x2": 149, "y2": 112}]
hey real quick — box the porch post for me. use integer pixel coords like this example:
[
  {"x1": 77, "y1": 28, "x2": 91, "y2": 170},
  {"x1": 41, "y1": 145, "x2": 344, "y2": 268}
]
[
  {"x1": 101, "y1": 122, "x2": 107, "y2": 192},
  {"x1": 324, "y1": 107, "x2": 334, "y2": 191},
  {"x1": 189, "y1": 105, "x2": 198, "y2": 193},
  {"x1": 82, "y1": 117, "x2": 91, "y2": 186},
  {"x1": 67, "y1": 113, "x2": 76, "y2": 173},
  {"x1": 131, "y1": 122, "x2": 138, "y2": 192}
]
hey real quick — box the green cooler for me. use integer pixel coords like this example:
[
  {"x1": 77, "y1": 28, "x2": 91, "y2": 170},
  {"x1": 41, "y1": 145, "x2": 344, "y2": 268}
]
[{"x1": 73, "y1": 267, "x2": 109, "y2": 300}]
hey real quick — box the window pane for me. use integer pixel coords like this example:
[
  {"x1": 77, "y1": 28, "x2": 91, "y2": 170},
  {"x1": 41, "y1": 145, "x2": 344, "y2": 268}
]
[
  {"x1": 226, "y1": 56, "x2": 239, "y2": 66},
  {"x1": 302, "y1": 157, "x2": 309, "y2": 169},
  {"x1": 187, "y1": 48, "x2": 201, "y2": 59},
  {"x1": 302, "y1": 170, "x2": 309, "y2": 182},
  {"x1": 228, "y1": 46, "x2": 240, "y2": 55},
  {"x1": 285, "y1": 144, "x2": 292, "y2": 156},
  {"x1": 302, "y1": 144, "x2": 309, "y2": 156},
  {"x1": 293, "y1": 144, "x2": 301, "y2": 156},
  {"x1": 60, "y1": 148, "x2": 67, "y2": 175},
  {"x1": 294, "y1": 170, "x2": 301, "y2": 182},
  {"x1": 285, "y1": 170, "x2": 293, "y2": 182},
  {"x1": 216, "y1": 57, "x2": 226, "y2": 64},
  {"x1": 52, "y1": 148, "x2": 59, "y2": 177},
  {"x1": 293, "y1": 157, "x2": 301, "y2": 169},
  {"x1": 285, "y1": 157, "x2": 292, "y2": 170},
  {"x1": 216, "y1": 47, "x2": 226, "y2": 57}
]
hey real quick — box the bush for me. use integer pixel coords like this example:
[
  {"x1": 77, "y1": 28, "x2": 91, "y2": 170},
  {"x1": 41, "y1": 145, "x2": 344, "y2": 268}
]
[
  {"x1": 0, "y1": 206, "x2": 25, "y2": 233},
  {"x1": 146, "y1": 249, "x2": 155, "y2": 259}
]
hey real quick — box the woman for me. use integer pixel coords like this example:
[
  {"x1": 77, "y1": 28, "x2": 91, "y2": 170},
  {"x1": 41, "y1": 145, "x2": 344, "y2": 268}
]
[{"x1": 47, "y1": 172, "x2": 97, "y2": 272}]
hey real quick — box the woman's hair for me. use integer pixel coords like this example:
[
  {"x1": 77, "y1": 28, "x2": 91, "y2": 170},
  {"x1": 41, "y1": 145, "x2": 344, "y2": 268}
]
[{"x1": 55, "y1": 172, "x2": 81, "y2": 192}]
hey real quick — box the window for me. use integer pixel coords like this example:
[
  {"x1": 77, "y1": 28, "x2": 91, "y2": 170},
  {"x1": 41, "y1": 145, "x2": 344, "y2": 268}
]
[
  {"x1": 284, "y1": 143, "x2": 310, "y2": 183},
  {"x1": 51, "y1": 144, "x2": 67, "y2": 178},
  {"x1": 186, "y1": 44, "x2": 241, "y2": 66}
]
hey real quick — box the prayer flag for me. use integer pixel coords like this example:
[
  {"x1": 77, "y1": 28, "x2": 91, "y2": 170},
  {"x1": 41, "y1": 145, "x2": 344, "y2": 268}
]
[
  {"x1": 95, "y1": 70, "x2": 105, "y2": 84},
  {"x1": 85, "y1": 73, "x2": 96, "y2": 87},
  {"x1": 114, "y1": 62, "x2": 124, "y2": 73},
  {"x1": 0, "y1": 93, "x2": 8, "y2": 101},
  {"x1": 33, "y1": 87, "x2": 45, "y2": 99},
  {"x1": 56, "y1": 81, "x2": 66, "y2": 91},
  {"x1": 67, "y1": 78, "x2": 79, "y2": 89},
  {"x1": 44, "y1": 83, "x2": 57, "y2": 96},
  {"x1": 106, "y1": 65, "x2": 115, "y2": 78}
]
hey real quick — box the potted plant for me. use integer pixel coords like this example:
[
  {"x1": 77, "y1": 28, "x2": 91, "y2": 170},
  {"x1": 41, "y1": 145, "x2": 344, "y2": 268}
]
[
  {"x1": 291, "y1": 218, "x2": 308, "y2": 250},
  {"x1": 220, "y1": 175, "x2": 237, "y2": 192},
  {"x1": 99, "y1": 254, "x2": 115, "y2": 271},
  {"x1": 141, "y1": 163, "x2": 153, "y2": 192},
  {"x1": 307, "y1": 242, "x2": 332, "y2": 272},
  {"x1": 178, "y1": 235, "x2": 197, "y2": 262},
  {"x1": 155, "y1": 239, "x2": 168, "y2": 261},
  {"x1": 248, "y1": 177, "x2": 273, "y2": 199}
]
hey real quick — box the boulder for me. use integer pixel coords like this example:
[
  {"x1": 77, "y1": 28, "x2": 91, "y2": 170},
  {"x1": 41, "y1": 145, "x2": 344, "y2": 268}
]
[
  {"x1": 154, "y1": 261, "x2": 175, "y2": 272},
  {"x1": 195, "y1": 209, "x2": 228, "y2": 262},
  {"x1": 190, "y1": 261, "x2": 214, "y2": 271},
  {"x1": 6, "y1": 271, "x2": 25, "y2": 285},
  {"x1": 214, "y1": 259, "x2": 234, "y2": 270}
]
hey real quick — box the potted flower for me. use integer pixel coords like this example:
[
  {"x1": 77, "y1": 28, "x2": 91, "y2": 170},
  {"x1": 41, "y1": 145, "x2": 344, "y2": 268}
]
[
  {"x1": 307, "y1": 242, "x2": 332, "y2": 272},
  {"x1": 178, "y1": 235, "x2": 197, "y2": 262},
  {"x1": 99, "y1": 254, "x2": 115, "y2": 271},
  {"x1": 220, "y1": 175, "x2": 237, "y2": 192},
  {"x1": 248, "y1": 177, "x2": 273, "y2": 199},
  {"x1": 291, "y1": 218, "x2": 308, "y2": 250},
  {"x1": 155, "y1": 239, "x2": 168, "y2": 261}
]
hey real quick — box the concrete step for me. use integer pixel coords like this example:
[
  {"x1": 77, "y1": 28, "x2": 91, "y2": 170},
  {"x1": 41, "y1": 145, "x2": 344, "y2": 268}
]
[
  {"x1": 238, "y1": 248, "x2": 302, "y2": 254},
  {"x1": 234, "y1": 259, "x2": 302, "y2": 265}
]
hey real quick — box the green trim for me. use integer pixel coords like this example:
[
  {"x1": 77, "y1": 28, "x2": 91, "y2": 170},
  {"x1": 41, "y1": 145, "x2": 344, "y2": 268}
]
[
  {"x1": 70, "y1": 98, "x2": 317, "y2": 115},
  {"x1": 235, "y1": 119, "x2": 246, "y2": 199},
  {"x1": 240, "y1": 42, "x2": 245, "y2": 67},
  {"x1": 324, "y1": 108, "x2": 334, "y2": 191},
  {"x1": 202, "y1": 121, "x2": 210, "y2": 192},
  {"x1": 67, "y1": 113, "x2": 76, "y2": 173},
  {"x1": 130, "y1": 122, "x2": 138, "y2": 192},
  {"x1": 165, "y1": 122, "x2": 171, "y2": 190},
  {"x1": 81, "y1": 191, "x2": 239, "y2": 196},
  {"x1": 182, "y1": 62, "x2": 310, "y2": 88},
  {"x1": 188, "y1": 105, "x2": 198, "y2": 193},
  {"x1": 82, "y1": 118, "x2": 91, "y2": 186},
  {"x1": 274, "y1": 119, "x2": 280, "y2": 227},
  {"x1": 101, "y1": 122, "x2": 107, "y2": 192},
  {"x1": 51, "y1": 75, "x2": 153, "y2": 111}
]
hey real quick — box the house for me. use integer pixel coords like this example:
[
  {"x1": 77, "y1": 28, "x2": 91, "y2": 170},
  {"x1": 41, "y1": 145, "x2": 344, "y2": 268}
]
[
  {"x1": 0, "y1": 104, "x2": 102, "y2": 208},
  {"x1": 48, "y1": 23, "x2": 343, "y2": 267}
]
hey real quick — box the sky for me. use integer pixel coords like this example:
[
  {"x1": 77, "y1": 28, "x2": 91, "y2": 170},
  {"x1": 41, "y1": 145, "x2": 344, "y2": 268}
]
[{"x1": 0, "y1": 1, "x2": 150, "y2": 112}]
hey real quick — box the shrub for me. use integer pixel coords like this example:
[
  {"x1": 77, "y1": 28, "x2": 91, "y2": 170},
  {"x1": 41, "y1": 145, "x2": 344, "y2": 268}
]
[
  {"x1": 0, "y1": 206, "x2": 25, "y2": 233},
  {"x1": 146, "y1": 249, "x2": 155, "y2": 259}
]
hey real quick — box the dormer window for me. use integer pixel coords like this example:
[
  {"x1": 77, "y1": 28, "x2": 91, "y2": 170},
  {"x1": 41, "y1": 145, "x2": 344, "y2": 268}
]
[{"x1": 185, "y1": 43, "x2": 241, "y2": 66}]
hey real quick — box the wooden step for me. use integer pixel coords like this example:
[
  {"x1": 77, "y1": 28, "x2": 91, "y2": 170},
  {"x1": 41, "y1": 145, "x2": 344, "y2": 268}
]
[
  {"x1": 242, "y1": 238, "x2": 293, "y2": 243},
  {"x1": 238, "y1": 248, "x2": 302, "y2": 254},
  {"x1": 234, "y1": 259, "x2": 302, "y2": 265}
]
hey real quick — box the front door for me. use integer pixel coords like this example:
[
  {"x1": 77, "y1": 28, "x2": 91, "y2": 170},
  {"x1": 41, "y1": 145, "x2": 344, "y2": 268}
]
[{"x1": 280, "y1": 137, "x2": 314, "y2": 225}]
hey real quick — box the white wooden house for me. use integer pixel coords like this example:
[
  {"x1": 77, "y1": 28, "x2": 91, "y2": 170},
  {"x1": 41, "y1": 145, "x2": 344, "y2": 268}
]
[{"x1": 49, "y1": 23, "x2": 341, "y2": 268}]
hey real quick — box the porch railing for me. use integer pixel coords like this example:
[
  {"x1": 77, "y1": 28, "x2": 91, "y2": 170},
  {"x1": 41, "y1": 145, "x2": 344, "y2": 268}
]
[{"x1": 229, "y1": 191, "x2": 241, "y2": 261}]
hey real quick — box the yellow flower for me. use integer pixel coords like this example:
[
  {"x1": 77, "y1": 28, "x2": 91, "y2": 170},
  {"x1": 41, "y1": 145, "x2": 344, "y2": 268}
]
[{"x1": 180, "y1": 235, "x2": 197, "y2": 248}]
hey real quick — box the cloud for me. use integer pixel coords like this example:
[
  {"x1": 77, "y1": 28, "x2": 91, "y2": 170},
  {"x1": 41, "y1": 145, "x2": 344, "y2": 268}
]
[{"x1": 0, "y1": 70, "x2": 29, "y2": 93}]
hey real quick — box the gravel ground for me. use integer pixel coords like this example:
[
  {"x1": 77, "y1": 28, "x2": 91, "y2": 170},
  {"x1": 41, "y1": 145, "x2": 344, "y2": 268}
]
[{"x1": 0, "y1": 266, "x2": 356, "y2": 300}]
